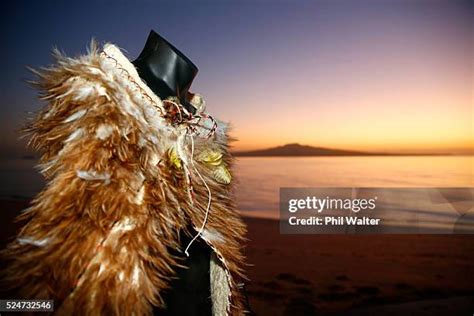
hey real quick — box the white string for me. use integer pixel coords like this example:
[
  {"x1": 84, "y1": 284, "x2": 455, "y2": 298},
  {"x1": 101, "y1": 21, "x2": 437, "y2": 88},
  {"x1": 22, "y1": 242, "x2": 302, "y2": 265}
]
[{"x1": 184, "y1": 132, "x2": 212, "y2": 257}]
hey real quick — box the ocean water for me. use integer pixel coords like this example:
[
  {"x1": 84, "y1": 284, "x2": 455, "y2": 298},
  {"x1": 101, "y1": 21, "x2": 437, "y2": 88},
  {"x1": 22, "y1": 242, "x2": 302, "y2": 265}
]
[
  {"x1": 234, "y1": 156, "x2": 473, "y2": 211},
  {"x1": 1, "y1": 156, "x2": 473, "y2": 225}
]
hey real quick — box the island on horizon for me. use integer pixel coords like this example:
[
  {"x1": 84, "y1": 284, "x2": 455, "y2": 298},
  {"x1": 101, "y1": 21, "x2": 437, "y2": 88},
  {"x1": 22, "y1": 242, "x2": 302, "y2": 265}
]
[{"x1": 232, "y1": 143, "x2": 450, "y2": 157}]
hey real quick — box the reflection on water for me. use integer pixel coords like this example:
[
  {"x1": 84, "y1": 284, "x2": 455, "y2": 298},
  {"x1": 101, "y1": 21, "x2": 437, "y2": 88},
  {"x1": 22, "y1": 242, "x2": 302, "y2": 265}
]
[
  {"x1": 234, "y1": 156, "x2": 473, "y2": 218},
  {"x1": 1, "y1": 156, "x2": 473, "y2": 223}
]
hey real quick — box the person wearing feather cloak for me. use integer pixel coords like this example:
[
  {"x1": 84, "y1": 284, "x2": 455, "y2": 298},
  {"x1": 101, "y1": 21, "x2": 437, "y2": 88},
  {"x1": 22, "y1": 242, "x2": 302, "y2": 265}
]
[{"x1": 0, "y1": 30, "x2": 250, "y2": 316}]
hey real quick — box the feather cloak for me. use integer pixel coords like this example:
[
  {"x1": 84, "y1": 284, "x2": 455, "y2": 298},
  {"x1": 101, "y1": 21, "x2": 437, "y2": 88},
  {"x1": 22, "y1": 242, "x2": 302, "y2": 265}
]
[{"x1": 0, "y1": 40, "x2": 248, "y2": 315}]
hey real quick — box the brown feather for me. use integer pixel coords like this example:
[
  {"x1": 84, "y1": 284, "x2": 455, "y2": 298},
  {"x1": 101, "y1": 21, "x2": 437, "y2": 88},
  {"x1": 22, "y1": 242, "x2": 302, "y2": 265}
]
[{"x1": 0, "y1": 39, "x2": 248, "y2": 315}]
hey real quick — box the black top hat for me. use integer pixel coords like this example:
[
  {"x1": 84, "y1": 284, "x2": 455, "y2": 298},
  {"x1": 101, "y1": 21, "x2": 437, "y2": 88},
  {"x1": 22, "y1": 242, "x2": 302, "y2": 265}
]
[{"x1": 132, "y1": 30, "x2": 199, "y2": 114}]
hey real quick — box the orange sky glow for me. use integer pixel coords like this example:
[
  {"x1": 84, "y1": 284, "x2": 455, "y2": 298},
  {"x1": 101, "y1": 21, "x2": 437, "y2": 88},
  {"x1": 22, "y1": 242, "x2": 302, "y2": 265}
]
[{"x1": 1, "y1": 1, "x2": 472, "y2": 156}]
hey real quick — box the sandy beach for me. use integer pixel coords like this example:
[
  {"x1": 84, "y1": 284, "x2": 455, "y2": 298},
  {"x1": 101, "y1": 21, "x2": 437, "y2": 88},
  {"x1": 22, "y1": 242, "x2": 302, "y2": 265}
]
[
  {"x1": 1, "y1": 198, "x2": 473, "y2": 315},
  {"x1": 244, "y1": 216, "x2": 474, "y2": 315}
]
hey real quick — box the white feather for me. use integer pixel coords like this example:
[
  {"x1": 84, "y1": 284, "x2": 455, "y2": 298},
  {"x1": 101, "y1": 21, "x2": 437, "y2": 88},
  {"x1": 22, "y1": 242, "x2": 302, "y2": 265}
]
[
  {"x1": 134, "y1": 185, "x2": 145, "y2": 205},
  {"x1": 118, "y1": 271, "x2": 125, "y2": 282},
  {"x1": 110, "y1": 217, "x2": 135, "y2": 233},
  {"x1": 137, "y1": 136, "x2": 147, "y2": 148},
  {"x1": 132, "y1": 264, "x2": 140, "y2": 286},
  {"x1": 76, "y1": 169, "x2": 111, "y2": 184},
  {"x1": 64, "y1": 109, "x2": 87, "y2": 123},
  {"x1": 72, "y1": 85, "x2": 96, "y2": 101},
  {"x1": 202, "y1": 229, "x2": 225, "y2": 243},
  {"x1": 95, "y1": 124, "x2": 114, "y2": 140},
  {"x1": 18, "y1": 237, "x2": 50, "y2": 247},
  {"x1": 64, "y1": 128, "x2": 84, "y2": 143},
  {"x1": 98, "y1": 263, "x2": 107, "y2": 276}
]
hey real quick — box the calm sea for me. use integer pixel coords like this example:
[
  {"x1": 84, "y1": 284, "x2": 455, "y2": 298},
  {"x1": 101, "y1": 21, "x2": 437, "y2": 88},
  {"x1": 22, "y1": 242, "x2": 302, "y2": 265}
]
[
  {"x1": 233, "y1": 156, "x2": 473, "y2": 219},
  {"x1": 1, "y1": 156, "x2": 473, "y2": 222}
]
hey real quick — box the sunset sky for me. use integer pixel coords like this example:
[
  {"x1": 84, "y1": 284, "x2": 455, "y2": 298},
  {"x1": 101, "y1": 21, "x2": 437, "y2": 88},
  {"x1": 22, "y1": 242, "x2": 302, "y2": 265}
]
[{"x1": 1, "y1": 0, "x2": 472, "y2": 156}]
